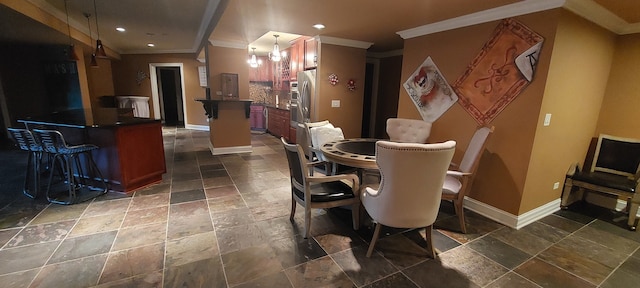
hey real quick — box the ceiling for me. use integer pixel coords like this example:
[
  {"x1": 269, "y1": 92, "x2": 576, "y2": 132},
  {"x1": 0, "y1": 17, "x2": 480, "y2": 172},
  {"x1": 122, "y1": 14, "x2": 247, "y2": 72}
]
[{"x1": 1, "y1": 0, "x2": 640, "y2": 57}]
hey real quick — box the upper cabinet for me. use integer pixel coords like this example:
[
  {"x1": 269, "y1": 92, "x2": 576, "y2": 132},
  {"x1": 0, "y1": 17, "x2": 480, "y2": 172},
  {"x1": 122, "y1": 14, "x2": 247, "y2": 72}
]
[
  {"x1": 304, "y1": 37, "x2": 317, "y2": 70},
  {"x1": 248, "y1": 56, "x2": 272, "y2": 82}
]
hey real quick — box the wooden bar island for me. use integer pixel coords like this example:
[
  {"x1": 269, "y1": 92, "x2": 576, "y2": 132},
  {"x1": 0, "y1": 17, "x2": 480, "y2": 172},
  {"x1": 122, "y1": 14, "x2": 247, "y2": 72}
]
[{"x1": 20, "y1": 108, "x2": 166, "y2": 193}]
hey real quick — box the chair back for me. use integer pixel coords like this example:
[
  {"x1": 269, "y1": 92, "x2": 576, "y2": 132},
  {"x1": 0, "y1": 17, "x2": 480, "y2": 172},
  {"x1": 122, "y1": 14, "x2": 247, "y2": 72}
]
[
  {"x1": 309, "y1": 126, "x2": 344, "y2": 162},
  {"x1": 458, "y1": 126, "x2": 494, "y2": 174},
  {"x1": 7, "y1": 128, "x2": 41, "y2": 152},
  {"x1": 281, "y1": 137, "x2": 306, "y2": 192},
  {"x1": 386, "y1": 118, "x2": 431, "y2": 143},
  {"x1": 368, "y1": 140, "x2": 455, "y2": 228},
  {"x1": 590, "y1": 134, "x2": 640, "y2": 179},
  {"x1": 32, "y1": 129, "x2": 69, "y2": 154},
  {"x1": 300, "y1": 120, "x2": 333, "y2": 160}
]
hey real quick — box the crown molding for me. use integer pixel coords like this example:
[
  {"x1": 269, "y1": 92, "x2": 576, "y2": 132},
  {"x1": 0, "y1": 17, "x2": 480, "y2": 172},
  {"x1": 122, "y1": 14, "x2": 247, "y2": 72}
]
[
  {"x1": 123, "y1": 49, "x2": 197, "y2": 55},
  {"x1": 564, "y1": 0, "x2": 640, "y2": 35},
  {"x1": 397, "y1": 0, "x2": 565, "y2": 39},
  {"x1": 366, "y1": 49, "x2": 404, "y2": 59},
  {"x1": 208, "y1": 39, "x2": 247, "y2": 49},
  {"x1": 316, "y1": 35, "x2": 373, "y2": 49}
]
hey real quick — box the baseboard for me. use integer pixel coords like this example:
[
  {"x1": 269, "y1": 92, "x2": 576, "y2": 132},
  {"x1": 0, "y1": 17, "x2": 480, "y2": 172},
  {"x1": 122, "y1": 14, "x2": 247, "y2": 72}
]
[
  {"x1": 185, "y1": 124, "x2": 209, "y2": 131},
  {"x1": 209, "y1": 145, "x2": 252, "y2": 155},
  {"x1": 463, "y1": 197, "x2": 560, "y2": 229}
]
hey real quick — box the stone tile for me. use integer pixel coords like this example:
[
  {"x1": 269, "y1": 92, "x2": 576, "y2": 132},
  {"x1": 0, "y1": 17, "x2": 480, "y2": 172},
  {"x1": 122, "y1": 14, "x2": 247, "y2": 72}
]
[
  {"x1": 121, "y1": 205, "x2": 168, "y2": 228},
  {"x1": 405, "y1": 228, "x2": 462, "y2": 255},
  {"x1": 490, "y1": 226, "x2": 553, "y2": 255},
  {"x1": 0, "y1": 201, "x2": 49, "y2": 229},
  {"x1": 538, "y1": 214, "x2": 584, "y2": 233},
  {"x1": 435, "y1": 212, "x2": 503, "y2": 244},
  {"x1": 99, "y1": 243, "x2": 165, "y2": 284},
  {"x1": 373, "y1": 234, "x2": 431, "y2": 269},
  {"x1": 167, "y1": 201, "x2": 214, "y2": 240},
  {"x1": 216, "y1": 223, "x2": 269, "y2": 254},
  {"x1": 83, "y1": 198, "x2": 131, "y2": 217},
  {"x1": 234, "y1": 271, "x2": 293, "y2": 288},
  {"x1": 204, "y1": 185, "x2": 239, "y2": 199},
  {"x1": 250, "y1": 202, "x2": 291, "y2": 221},
  {"x1": 573, "y1": 226, "x2": 639, "y2": 255},
  {"x1": 170, "y1": 188, "x2": 206, "y2": 204},
  {"x1": 519, "y1": 221, "x2": 569, "y2": 243},
  {"x1": 222, "y1": 244, "x2": 283, "y2": 286},
  {"x1": 315, "y1": 229, "x2": 367, "y2": 255},
  {"x1": 202, "y1": 176, "x2": 234, "y2": 189},
  {"x1": 211, "y1": 207, "x2": 255, "y2": 229},
  {"x1": 5, "y1": 219, "x2": 75, "y2": 247},
  {"x1": 94, "y1": 270, "x2": 163, "y2": 288},
  {"x1": 201, "y1": 169, "x2": 229, "y2": 178},
  {"x1": 171, "y1": 179, "x2": 203, "y2": 193},
  {"x1": 538, "y1": 242, "x2": 612, "y2": 285},
  {"x1": 165, "y1": 231, "x2": 219, "y2": 267},
  {"x1": 256, "y1": 216, "x2": 304, "y2": 241},
  {"x1": 200, "y1": 163, "x2": 225, "y2": 171},
  {"x1": 30, "y1": 254, "x2": 107, "y2": 287},
  {"x1": 164, "y1": 257, "x2": 226, "y2": 288},
  {"x1": 485, "y1": 272, "x2": 539, "y2": 288},
  {"x1": 48, "y1": 231, "x2": 117, "y2": 264},
  {"x1": 69, "y1": 213, "x2": 125, "y2": 237},
  {"x1": 600, "y1": 256, "x2": 640, "y2": 288},
  {"x1": 208, "y1": 194, "x2": 247, "y2": 214},
  {"x1": 0, "y1": 269, "x2": 39, "y2": 288},
  {"x1": 0, "y1": 228, "x2": 21, "y2": 247},
  {"x1": 332, "y1": 245, "x2": 398, "y2": 286},
  {"x1": 402, "y1": 258, "x2": 480, "y2": 288},
  {"x1": 435, "y1": 246, "x2": 507, "y2": 286},
  {"x1": 134, "y1": 183, "x2": 170, "y2": 196},
  {"x1": 284, "y1": 256, "x2": 354, "y2": 288},
  {"x1": 28, "y1": 201, "x2": 89, "y2": 225},
  {"x1": 270, "y1": 234, "x2": 327, "y2": 268},
  {"x1": 515, "y1": 257, "x2": 596, "y2": 288},
  {"x1": 554, "y1": 207, "x2": 598, "y2": 224},
  {"x1": 362, "y1": 272, "x2": 418, "y2": 288},
  {"x1": 467, "y1": 235, "x2": 531, "y2": 269},
  {"x1": 588, "y1": 219, "x2": 640, "y2": 243},
  {"x1": 112, "y1": 222, "x2": 167, "y2": 251},
  {"x1": 128, "y1": 193, "x2": 170, "y2": 211},
  {"x1": 171, "y1": 172, "x2": 201, "y2": 182},
  {"x1": 0, "y1": 241, "x2": 60, "y2": 274}
]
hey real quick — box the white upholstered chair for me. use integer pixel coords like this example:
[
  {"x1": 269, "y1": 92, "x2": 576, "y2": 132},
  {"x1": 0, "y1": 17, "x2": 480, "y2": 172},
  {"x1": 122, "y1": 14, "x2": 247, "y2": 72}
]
[
  {"x1": 282, "y1": 138, "x2": 361, "y2": 239},
  {"x1": 442, "y1": 126, "x2": 494, "y2": 233},
  {"x1": 386, "y1": 118, "x2": 432, "y2": 143},
  {"x1": 361, "y1": 140, "x2": 456, "y2": 258}
]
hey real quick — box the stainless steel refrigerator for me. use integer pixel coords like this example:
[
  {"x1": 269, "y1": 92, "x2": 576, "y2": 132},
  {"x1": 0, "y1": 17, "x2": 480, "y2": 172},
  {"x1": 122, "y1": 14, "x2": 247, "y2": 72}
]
[{"x1": 296, "y1": 69, "x2": 316, "y2": 123}]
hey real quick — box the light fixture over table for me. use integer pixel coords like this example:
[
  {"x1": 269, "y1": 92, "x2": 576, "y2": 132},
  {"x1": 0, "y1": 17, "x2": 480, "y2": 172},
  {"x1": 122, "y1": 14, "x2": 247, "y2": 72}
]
[
  {"x1": 63, "y1": 0, "x2": 79, "y2": 61},
  {"x1": 269, "y1": 34, "x2": 281, "y2": 62},
  {"x1": 92, "y1": 0, "x2": 107, "y2": 58},
  {"x1": 248, "y1": 47, "x2": 262, "y2": 68},
  {"x1": 84, "y1": 12, "x2": 98, "y2": 67}
]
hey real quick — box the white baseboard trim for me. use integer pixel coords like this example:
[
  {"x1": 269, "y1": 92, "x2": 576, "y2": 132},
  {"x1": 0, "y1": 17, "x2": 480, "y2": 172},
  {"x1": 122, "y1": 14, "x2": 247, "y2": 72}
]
[
  {"x1": 463, "y1": 197, "x2": 560, "y2": 229},
  {"x1": 209, "y1": 145, "x2": 252, "y2": 155},
  {"x1": 185, "y1": 124, "x2": 209, "y2": 131}
]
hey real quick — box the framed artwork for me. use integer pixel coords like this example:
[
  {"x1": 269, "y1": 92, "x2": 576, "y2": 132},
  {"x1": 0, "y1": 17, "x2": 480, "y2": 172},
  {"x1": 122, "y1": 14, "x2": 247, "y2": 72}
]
[
  {"x1": 403, "y1": 57, "x2": 458, "y2": 123},
  {"x1": 453, "y1": 18, "x2": 544, "y2": 125}
]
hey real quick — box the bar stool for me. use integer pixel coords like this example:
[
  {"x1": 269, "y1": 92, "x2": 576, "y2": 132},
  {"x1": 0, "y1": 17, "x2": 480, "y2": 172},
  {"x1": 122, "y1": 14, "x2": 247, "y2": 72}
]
[
  {"x1": 7, "y1": 128, "x2": 43, "y2": 198},
  {"x1": 32, "y1": 129, "x2": 108, "y2": 204}
]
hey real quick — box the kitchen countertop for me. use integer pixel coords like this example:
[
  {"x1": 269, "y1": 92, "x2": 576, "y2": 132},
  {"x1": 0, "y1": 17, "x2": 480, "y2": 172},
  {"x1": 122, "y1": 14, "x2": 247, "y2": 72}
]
[{"x1": 19, "y1": 108, "x2": 158, "y2": 128}]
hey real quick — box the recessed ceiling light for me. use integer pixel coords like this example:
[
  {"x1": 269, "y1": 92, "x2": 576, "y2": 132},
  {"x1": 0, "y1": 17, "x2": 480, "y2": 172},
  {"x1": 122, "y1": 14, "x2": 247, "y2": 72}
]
[
  {"x1": 147, "y1": 43, "x2": 155, "y2": 47},
  {"x1": 313, "y1": 24, "x2": 325, "y2": 30},
  {"x1": 116, "y1": 27, "x2": 126, "y2": 32}
]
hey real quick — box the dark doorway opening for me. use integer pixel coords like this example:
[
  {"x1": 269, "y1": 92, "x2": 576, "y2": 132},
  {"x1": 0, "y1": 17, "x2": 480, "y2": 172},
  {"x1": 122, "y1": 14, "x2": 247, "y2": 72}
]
[
  {"x1": 157, "y1": 67, "x2": 184, "y2": 127},
  {"x1": 361, "y1": 62, "x2": 375, "y2": 137}
]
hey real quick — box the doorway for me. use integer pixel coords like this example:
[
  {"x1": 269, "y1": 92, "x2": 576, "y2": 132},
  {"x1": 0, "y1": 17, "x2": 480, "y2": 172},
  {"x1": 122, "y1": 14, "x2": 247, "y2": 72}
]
[
  {"x1": 361, "y1": 59, "x2": 379, "y2": 138},
  {"x1": 149, "y1": 63, "x2": 187, "y2": 127}
]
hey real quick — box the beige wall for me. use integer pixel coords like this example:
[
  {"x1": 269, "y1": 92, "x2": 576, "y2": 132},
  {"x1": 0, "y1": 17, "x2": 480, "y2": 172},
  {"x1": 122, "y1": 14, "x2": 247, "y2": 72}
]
[
  {"x1": 399, "y1": 10, "x2": 560, "y2": 215},
  {"x1": 317, "y1": 44, "x2": 367, "y2": 138},
  {"x1": 595, "y1": 33, "x2": 640, "y2": 138},
  {"x1": 208, "y1": 45, "x2": 250, "y2": 100},
  {"x1": 111, "y1": 53, "x2": 208, "y2": 126},
  {"x1": 210, "y1": 102, "x2": 251, "y2": 148},
  {"x1": 521, "y1": 10, "x2": 616, "y2": 213}
]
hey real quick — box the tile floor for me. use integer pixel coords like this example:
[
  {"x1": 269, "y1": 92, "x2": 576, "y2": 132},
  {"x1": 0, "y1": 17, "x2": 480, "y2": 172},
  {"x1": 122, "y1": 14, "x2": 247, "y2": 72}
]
[{"x1": 0, "y1": 127, "x2": 639, "y2": 287}]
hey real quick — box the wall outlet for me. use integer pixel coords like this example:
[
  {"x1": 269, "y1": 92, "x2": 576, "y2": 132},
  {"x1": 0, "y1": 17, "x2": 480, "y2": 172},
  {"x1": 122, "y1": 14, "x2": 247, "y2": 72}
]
[
  {"x1": 543, "y1": 113, "x2": 552, "y2": 126},
  {"x1": 331, "y1": 100, "x2": 340, "y2": 107},
  {"x1": 553, "y1": 182, "x2": 560, "y2": 190}
]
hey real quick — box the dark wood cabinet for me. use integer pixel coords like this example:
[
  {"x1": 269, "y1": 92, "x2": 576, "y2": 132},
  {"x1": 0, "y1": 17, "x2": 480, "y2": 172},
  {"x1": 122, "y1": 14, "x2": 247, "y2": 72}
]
[
  {"x1": 267, "y1": 106, "x2": 293, "y2": 142},
  {"x1": 248, "y1": 56, "x2": 272, "y2": 82},
  {"x1": 304, "y1": 37, "x2": 318, "y2": 70}
]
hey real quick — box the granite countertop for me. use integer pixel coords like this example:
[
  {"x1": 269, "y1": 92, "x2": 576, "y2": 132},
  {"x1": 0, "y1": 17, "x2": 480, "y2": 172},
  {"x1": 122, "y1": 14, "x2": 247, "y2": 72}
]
[{"x1": 19, "y1": 108, "x2": 159, "y2": 128}]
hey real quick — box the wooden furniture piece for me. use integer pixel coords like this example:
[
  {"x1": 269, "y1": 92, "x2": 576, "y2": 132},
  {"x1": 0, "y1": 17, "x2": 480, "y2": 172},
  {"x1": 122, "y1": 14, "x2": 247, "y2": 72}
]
[
  {"x1": 442, "y1": 126, "x2": 494, "y2": 233},
  {"x1": 281, "y1": 137, "x2": 360, "y2": 239},
  {"x1": 304, "y1": 37, "x2": 318, "y2": 70},
  {"x1": 320, "y1": 138, "x2": 379, "y2": 170},
  {"x1": 267, "y1": 106, "x2": 295, "y2": 143},
  {"x1": 562, "y1": 134, "x2": 640, "y2": 231},
  {"x1": 361, "y1": 140, "x2": 456, "y2": 258}
]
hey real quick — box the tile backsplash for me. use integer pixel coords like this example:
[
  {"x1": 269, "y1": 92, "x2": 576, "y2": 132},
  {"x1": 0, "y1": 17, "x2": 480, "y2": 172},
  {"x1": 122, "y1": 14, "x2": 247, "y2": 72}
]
[{"x1": 249, "y1": 82, "x2": 290, "y2": 105}]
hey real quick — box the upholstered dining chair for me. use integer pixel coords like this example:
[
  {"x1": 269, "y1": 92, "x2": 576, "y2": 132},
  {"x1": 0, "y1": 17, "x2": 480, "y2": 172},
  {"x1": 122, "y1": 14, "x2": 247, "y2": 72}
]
[
  {"x1": 281, "y1": 137, "x2": 361, "y2": 239},
  {"x1": 386, "y1": 118, "x2": 432, "y2": 143},
  {"x1": 300, "y1": 120, "x2": 333, "y2": 175},
  {"x1": 442, "y1": 126, "x2": 494, "y2": 233},
  {"x1": 361, "y1": 140, "x2": 456, "y2": 258}
]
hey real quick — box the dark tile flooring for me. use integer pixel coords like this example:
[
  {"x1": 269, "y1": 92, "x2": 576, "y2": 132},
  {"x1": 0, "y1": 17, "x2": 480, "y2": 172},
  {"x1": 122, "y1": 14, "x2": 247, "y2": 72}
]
[{"x1": 0, "y1": 127, "x2": 639, "y2": 287}]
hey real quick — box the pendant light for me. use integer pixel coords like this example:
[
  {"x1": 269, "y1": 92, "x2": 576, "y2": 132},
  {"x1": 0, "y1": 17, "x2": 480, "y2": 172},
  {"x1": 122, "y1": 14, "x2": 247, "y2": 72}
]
[
  {"x1": 92, "y1": 0, "x2": 107, "y2": 58},
  {"x1": 84, "y1": 13, "x2": 99, "y2": 68},
  {"x1": 247, "y1": 47, "x2": 261, "y2": 68},
  {"x1": 63, "y1": 0, "x2": 79, "y2": 61},
  {"x1": 269, "y1": 34, "x2": 281, "y2": 62}
]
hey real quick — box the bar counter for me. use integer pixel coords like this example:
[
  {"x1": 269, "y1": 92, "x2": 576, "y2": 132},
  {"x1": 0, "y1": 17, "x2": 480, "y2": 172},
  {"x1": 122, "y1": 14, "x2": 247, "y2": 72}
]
[{"x1": 20, "y1": 109, "x2": 166, "y2": 193}]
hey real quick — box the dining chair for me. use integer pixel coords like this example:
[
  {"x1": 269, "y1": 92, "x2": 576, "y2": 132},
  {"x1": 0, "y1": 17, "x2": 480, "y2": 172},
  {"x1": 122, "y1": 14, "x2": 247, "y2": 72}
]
[
  {"x1": 300, "y1": 120, "x2": 333, "y2": 175},
  {"x1": 386, "y1": 118, "x2": 432, "y2": 143},
  {"x1": 7, "y1": 128, "x2": 43, "y2": 198},
  {"x1": 361, "y1": 140, "x2": 456, "y2": 258},
  {"x1": 281, "y1": 137, "x2": 361, "y2": 239},
  {"x1": 442, "y1": 126, "x2": 494, "y2": 233},
  {"x1": 309, "y1": 125, "x2": 359, "y2": 176}
]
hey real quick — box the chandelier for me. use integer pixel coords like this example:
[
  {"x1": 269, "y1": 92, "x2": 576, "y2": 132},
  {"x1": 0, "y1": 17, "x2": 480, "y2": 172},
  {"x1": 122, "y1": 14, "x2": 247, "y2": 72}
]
[
  {"x1": 269, "y1": 35, "x2": 282, "y2": 62},
  {"x1": 247, "y1": 47, "x2": 262, "y2": 68}
]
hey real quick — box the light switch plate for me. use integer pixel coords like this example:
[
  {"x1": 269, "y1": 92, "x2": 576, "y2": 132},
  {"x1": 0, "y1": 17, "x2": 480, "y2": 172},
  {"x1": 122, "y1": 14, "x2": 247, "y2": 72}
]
[
  {"x1": 331, "y1": 100, "x2": 340, "y2": 107},
  {"x1": 543, "y1": 113, "x2": 551, "y2": 126}
]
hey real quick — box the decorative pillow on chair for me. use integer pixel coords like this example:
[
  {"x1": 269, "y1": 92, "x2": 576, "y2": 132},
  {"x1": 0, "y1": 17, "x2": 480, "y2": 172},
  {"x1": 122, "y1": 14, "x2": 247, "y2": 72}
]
[{"x1": 310, "y1": 126, "x2": 344, "y2": 162}]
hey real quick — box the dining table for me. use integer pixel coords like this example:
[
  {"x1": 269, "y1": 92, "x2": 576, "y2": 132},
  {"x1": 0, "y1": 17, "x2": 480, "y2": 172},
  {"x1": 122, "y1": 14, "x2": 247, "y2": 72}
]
[{"x1": 320, "y1": 138, "x2": 380, "y2": 170}]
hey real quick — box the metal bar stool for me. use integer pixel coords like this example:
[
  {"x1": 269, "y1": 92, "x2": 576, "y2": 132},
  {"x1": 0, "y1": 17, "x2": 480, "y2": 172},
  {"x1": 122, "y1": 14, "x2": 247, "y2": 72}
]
[
  {"x1": 32, "y1": 129, "x2": 108, "y2": 204},
  {"x1": 7, "y1": 128, "x2": 43, "y2": 198}
]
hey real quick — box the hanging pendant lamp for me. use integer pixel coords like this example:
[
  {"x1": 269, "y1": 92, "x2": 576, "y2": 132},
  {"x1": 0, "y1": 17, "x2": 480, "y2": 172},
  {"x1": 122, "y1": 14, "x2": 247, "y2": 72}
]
[
  {"x1": 84, "y1": 13, "x2": 99, "y2": 68},
  {"x1": 269, "y1": 35, "x2": 281, "y2": 62},
  {"x1": 247, "y1": 47, "x2": 261, "y2": 68},
  {"x1": 92, "y1": 0, "x2": 107, "y2": 58},
  {"x1": 63, "y1": 0, "x2": 79, "y2": 61}
]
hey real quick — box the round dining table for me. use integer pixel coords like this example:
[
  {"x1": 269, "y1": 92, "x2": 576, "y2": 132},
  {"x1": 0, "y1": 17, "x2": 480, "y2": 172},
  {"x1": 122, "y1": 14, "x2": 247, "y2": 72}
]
[{"x1": 320, "y1": 138, "x2": 380, "y2": 170}]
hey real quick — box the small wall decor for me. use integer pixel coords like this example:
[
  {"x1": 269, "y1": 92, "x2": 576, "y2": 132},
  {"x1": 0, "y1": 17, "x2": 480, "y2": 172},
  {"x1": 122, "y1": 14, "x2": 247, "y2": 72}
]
[
  {"x1": 136, "y1": 70, "x2": 148, "y2": 86},
  {"x1": 403, "y1": 57, "x2": 458, "y2": 123},
  {"x1": 347, "y1": 79, "x2": 356, "y2": 91},
  {"x1": 328, "y1": 73, "x2": 339, "y2": 85}
]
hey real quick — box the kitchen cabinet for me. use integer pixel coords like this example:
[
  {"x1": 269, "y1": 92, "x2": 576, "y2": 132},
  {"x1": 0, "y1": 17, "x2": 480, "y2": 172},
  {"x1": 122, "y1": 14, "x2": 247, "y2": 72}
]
[
  {"x1": 267, "y1": 106, "x2": 293, "y2": 142},
  {"x1": 289, "y1": 36, "x2": 308, "y2": 81},
  {"x1": 304, "y1": 37, "x2": 318, "y2": 70},
  {"x1": 248, "y1": 56, "x2": 272, "y2": 82}
]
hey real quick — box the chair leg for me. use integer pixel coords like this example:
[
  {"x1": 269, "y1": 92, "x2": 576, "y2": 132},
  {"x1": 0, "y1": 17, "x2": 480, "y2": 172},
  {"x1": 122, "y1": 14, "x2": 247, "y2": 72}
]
[
  {"x1": 351, "y1": 202, "x2": 360, "y2": 230},
  {"x1": 366, "y1": 222, "x2": 382, "y2": 257},
  {"x1": 304, "y1": 208, "x2": 312, "y2": 239},
  {"x1": 454, "y1": 199, "x2": 467, "y2": 234},
  {"x1": 22, "y1": 151, "x2": 37, "y2": 199},
  {"x1": 425, "y1": 225, "x2": 437, "y2": 259},
  {"x1": 628, "y1": 195, "x2": 639, "y2": 231},
  {"x1": 289, "y1": 197, "x2": 296, "y2": 221}
]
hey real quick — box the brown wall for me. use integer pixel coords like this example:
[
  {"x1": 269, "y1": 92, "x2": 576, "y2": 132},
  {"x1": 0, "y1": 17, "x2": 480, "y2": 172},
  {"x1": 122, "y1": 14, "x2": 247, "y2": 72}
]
[
  {"x1": 210, "y1": 102, "x2": 251, "y2": 148},
  {"x1": 317, "y1": 44, "x2": 367, "y2": 138},
  {"x1": 374, "y1": 55, "x2": 402, "y2": 139},
  {"x1": 208, "y1": 45, "x2": 250, "y2": 100},
  {"x1": 520, "y1": 10, "x2": 616, "y2": 213},
  {"x1": 111, "y1": 53, "x2": 207, "y2": 126},
  {"x1": 399, "y1": 10, "x2": 561, "y2": 215},
  {"x1": 595, "y1": 33, "x2": 640, "y2": 138},
  {"x1": 85, "y1": 57, "x2": 115, "y2": 110}
]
